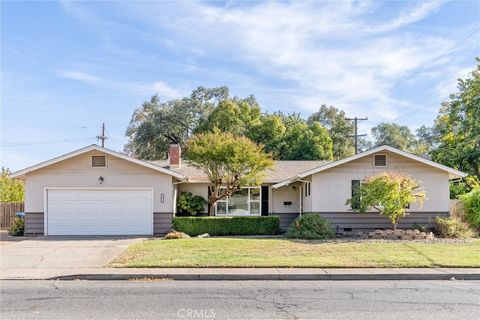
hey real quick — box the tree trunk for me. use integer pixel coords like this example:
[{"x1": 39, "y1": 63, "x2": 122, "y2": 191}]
[{"x1": 393, "y1": 221, "x2": 398, "y2": 231}]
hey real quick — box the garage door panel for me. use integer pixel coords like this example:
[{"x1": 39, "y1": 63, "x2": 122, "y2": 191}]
[{"x1": 47, "y1": 189, "x2": 153, "y2": 235}]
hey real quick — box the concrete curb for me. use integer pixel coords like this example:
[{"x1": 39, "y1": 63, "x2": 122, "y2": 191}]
[{"x1": 45, "y1": 272, "x2": 480, "y2": 281}]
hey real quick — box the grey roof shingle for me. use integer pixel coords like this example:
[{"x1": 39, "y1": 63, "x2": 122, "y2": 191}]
[{"x1": 148, "y1": 159, "x2": 331, "y2": 183}]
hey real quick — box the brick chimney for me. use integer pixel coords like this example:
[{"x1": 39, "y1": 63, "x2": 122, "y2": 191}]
[{"x1": 169, "y1": 144, "x2": 181, "y2": 168}]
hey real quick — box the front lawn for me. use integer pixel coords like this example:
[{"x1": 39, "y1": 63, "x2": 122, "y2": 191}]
[{"x1": 108, "y1": 238, "x2": 480, "y2": 268}]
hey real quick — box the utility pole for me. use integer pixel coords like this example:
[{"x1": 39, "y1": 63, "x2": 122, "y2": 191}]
[
  {"x1": 96, "y1": 123, "x2": 107, "y2": 147},
  {"x1": 345, "y1": 117, "x2": 368, "y2": 154}
]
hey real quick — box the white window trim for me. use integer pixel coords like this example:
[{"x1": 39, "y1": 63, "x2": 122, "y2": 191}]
[
  {"x1": 215, "y1": 187, "x2": 262, "y2": 216},
  {"x1": 373, "y1": 153, "x2": 387, "y2": 167},
  {"x1": 91, "y1": 154, "x2": 108, "y2": 168}
]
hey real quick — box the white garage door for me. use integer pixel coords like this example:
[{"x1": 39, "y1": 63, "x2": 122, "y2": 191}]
[{"x1": 46, "y1": 189, "x2": 153, "y2": 235}]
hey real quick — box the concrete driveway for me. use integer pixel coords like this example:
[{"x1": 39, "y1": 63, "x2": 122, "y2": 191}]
[{"x1": 0, "y1": 236, "x2": 145, "y2": 278}]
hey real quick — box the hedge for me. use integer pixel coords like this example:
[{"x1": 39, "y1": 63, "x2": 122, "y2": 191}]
[{"x1": 172, "y1": 216, "x2": 280, "y2": 236}]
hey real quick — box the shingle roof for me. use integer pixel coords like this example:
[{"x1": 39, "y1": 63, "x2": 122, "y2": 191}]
[{"x1": 148, "y1": 159, "x2": 331, "y2": 183}]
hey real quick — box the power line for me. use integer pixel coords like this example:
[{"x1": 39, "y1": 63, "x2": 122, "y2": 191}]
[
  {"x1": 96, "y1": 123, "x2": 107, "y2": 148},
  {"x1": 402, "y1": 27, "x2": 479, "y2": 82},
  {"x1": 1, "y1": 137, "x2": 96, "y2": 147}
]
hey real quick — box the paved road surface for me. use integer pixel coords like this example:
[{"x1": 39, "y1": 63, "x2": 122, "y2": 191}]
[{"x1": 1, "y1": 280, "x2": 479, "y2": 319}]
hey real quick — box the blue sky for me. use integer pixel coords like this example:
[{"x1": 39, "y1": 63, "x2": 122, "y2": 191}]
[{"x1": 1, "y1": 0, "x2": 479, "y2": 171}]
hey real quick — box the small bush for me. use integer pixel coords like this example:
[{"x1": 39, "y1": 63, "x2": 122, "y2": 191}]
[
  {"x1": 164, "y1": 230, "x2": 191, "y2": 240},
  {"x1": 173, "y1": 216, "x2": 280, "y2": 236},
  {"x1": 8, "y1": 217, "x2": 24, "y2": 236},
  {"x1": 176, "y1": 192, "x2": 207, "y2": 216},
  {"x1": 434, "y1": 217, "x2": 475, "y2": 239},
  {"x1": 460, "y1": 188, "x2": 480, "y2": 230},
  {"x1": 412, "y1": 223, "x2": 428, "y2": 232},
  {"x1": 285, "y1": 213, "x2": 335, "y2": 240}
]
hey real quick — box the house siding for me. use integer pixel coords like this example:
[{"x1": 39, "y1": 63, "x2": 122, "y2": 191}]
[
  {"x1": 25, "y1": 212, "x2": 44, "y2": 235},
  {"x1": 311, "y1": 212, "x2": 449, "y2": 232},
  {"x1": 311, "y1": 151, "x2": 450, "y2": 213},
  {"x1": 154, "y1": 212, "x2": 173, "y2": 235},
  {"x1": 270, "y1": 212, "x2": 299, "y2": 230}
]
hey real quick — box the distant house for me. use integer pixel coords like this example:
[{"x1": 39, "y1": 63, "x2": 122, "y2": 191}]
[{"x1": 11, "y1": 144, "x2": 465, "y2": 236}]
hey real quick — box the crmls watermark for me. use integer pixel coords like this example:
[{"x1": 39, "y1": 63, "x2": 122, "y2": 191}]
[{"x1": 177, "y1": 308, "x2": 216, "y2": 319}]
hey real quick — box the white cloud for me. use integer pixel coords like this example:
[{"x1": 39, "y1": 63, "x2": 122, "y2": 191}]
[{"x1": 58, "y1": 70, "x2": 182, "y2": 99}]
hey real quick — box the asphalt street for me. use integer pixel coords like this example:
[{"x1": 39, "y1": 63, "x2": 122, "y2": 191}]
[{"x1": 1, "y1": 280, "x2": 479, "y2": 320}]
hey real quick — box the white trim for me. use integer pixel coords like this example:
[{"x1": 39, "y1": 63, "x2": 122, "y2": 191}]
[
  {"x1": 272, "y1": 145, "x2": 466, "y2": 189},
  {"x1": 10, "y1": 144, "x2": 186, "y2": 180},
  {"x1": 43, "y1": 187, "x2": 154, "y2": 236},
  {"x1": 215, "y1": 186, "x2": 262, "y2": 216}
]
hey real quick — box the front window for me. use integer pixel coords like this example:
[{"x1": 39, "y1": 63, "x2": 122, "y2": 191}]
[{"x1": 216, "y1": 187, "x2": 261, "y2": 215}]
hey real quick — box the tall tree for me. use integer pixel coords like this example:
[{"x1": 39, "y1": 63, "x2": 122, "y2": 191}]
[
  {"x1": 0, "y1": 168, "x2": 24, "y2": 202},
  {"x1": 308, "y1": 105, "x2": 354, "y2": 159},
  {"x1": 431, "y1": 59, "x2": 480, "y2": 179},
  {"x1": 194, "y1": 98, "x2": 261, "y2": 136},
  {"x1": 280, "y1": 122, "x2": 334, "y2": 160},
  {"x1": 370, "y1": 122, "x2": 418, "y2": 152},
  {"x1": 248, "y1": 114, "x2": 286, "y2": 159},
  {"x1": 125, "y1": 86, "x2": 229, "y2": 160},
  {"x1": 185, "y1": 130, "x2": 273, "y2": 215}
]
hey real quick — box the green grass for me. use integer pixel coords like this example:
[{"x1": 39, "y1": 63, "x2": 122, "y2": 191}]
[{"x1": 108, "y1": 238, "x2": 480, "y2": 268}]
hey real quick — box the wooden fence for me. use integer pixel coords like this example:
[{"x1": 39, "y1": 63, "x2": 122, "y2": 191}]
[
  {"x1": 0, "y1": 202, "x2": 24, "y2": 230},
  {"x1": 450, "y1": 199, "x2": 464, "y2": 219}
]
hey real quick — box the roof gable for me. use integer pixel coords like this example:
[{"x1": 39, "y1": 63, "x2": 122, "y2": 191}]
[
  {"x1": 272, "y1": 145, "x2": 466, "y2": 188},
  {"x1": 10, "y1": 145, "x2": 186, "y2": 180}
]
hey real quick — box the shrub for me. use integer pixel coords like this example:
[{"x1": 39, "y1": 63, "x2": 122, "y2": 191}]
[
  {"x1": 164, "y1": 231, "x2": 190, "y2": 240},
  {"x1": 173, "y1": 216, "x2": 280, "y2": 236},
  {"x1": 176, "y1": 192, "x2": 207, "y2": 216},
  {"x1": 460, "y1": 188, "x2": 480, "y2": 230},
  {"x1": 285, "y1": 213, "x2": 335, "y2": 240},
  {"x1": 412, "y1": 223, "x2": 428, "y2": 232},
  {"x1": 8, "y1": 217, "x2": 24, "y2": 236},
  {"x1": 434, "y1": 217, "x2": 475, "y2": 239}
]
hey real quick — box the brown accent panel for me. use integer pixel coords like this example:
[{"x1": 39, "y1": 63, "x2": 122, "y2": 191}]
[
  {"x1": 154, "y1": 212, "x2": 173, "y2": 235},
  {"x1": 25, "y1": 212, "x2": 44, "y2": 235},
  {"x1": 269, "y1": 212, "x2": 299, "y2": 230},
  {"x1": 310, "y1": 212, "x2": 449, "y2": 231}
]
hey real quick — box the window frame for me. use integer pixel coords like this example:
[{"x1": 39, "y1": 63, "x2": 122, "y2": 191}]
[
  {"x1": 351, "y1": 180, "x2": 361, "y2": 210},
  {"x1": 373, "y1": 154, "x2": 388, "y2": 167},
  {"x1": 215, "y1": 186, "x2": 262, "y2": 216},
  {"x1": 91, "y1": 155, "x2": 107, "y2": 168}
]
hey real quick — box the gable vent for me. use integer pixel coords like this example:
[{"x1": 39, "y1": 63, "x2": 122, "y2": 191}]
[
  {"x1": 92, "y1": 155, "x2": 106, "y2": 167},
  {"x1": 374, "y1": 154, "x2": 387, "y2": 167}
]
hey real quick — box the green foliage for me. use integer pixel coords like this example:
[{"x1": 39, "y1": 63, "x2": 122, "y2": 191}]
[
  {"x1": 164, "y1": 231, "x2": 190, "y2": 239},
  {"x1": 125, "y1": 86, "x2": 229, "y2": 159},
  {"x1": 285, "y1": 213, "x2": 335, "y2": 240},
  {"x1": 308, "y1": 105, "x2": 355, "y2": 159},
  {"x1": 434, "y1": 217, "x2": 475, "y2": 238},
  {"x1": 370, "y1": 123, "x2": 418, "y2": 152},
  {"x1": 450, "y1": 176, "x2": 480, "y2": 199},
  {"x1": 0, "y1": 168, "x2": 24, "y2": 202},
  {"x1": 248, "y1": 114, "x2": 286, "y2": 159},
  {"x1": 280, "y1": 122, "x2": 333, "y2": 160},
  {"x1": 195, "y1": 99, "x2": 261, "y2": 136},
  {"x1": 176, "y1": 192, "x2": 207, "y2": 216},
  {"x1": 186, "y1": 130, "x2": 273, "y2": 214},
  {"x1": 412, "y1": 223, "x2": 428, "y2": 232},
  {"x1": 460, "y1": 188, "x2": 480, "y2": 230},
  {"x1": 8, "y1": 217, "x2": 24, "y2": 236},
  {"x1": 347, "y1": 172, "x2": 426, "y2": 230},
  {"x1": 173, "y1": 216, "x2": 280, "y2": 236},
  {"x1": 431, "y1": 59, "x2": 480, "y2": 179}
]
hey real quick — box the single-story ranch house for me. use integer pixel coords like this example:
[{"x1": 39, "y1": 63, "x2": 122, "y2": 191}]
[{"x1": 11, "y1": 144, "x2": 465, "y2": 236}]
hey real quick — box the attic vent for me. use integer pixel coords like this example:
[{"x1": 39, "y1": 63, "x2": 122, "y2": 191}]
[
  {"x1": 92, "y1": 155, "x2": 106, "y2": 167},
  {"x1": 374, "y1": 154, "x2": 387, "y2": 167}
]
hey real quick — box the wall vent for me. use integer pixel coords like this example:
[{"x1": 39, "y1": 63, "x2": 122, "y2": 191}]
[
  {"x1": 374, "y1": 154, "x2": 387, "y2": 167},
  {"x1": 92, "y1": 155, "x2": 106, "y2": 167}
]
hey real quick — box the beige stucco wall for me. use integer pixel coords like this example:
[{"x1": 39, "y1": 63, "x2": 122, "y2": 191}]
[
  {"x1": 271, "y1": 182, "x2": 300, "y2": 213},
  {"x1": 310, "y1": 151, "x2": 450, "y2": 212},
  {"x1": 24, "y1": 150, "x2": 175, "y2": 213}
]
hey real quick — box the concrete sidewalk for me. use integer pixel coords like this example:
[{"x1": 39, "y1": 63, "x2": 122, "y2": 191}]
[{"x1": 1, "y1": 267, "x2": 479, "y2": 281}]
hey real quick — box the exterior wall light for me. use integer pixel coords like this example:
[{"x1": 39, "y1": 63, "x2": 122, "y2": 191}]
[{"x1": 98, "y1": 176, "x2": 104, "y2": 184}]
